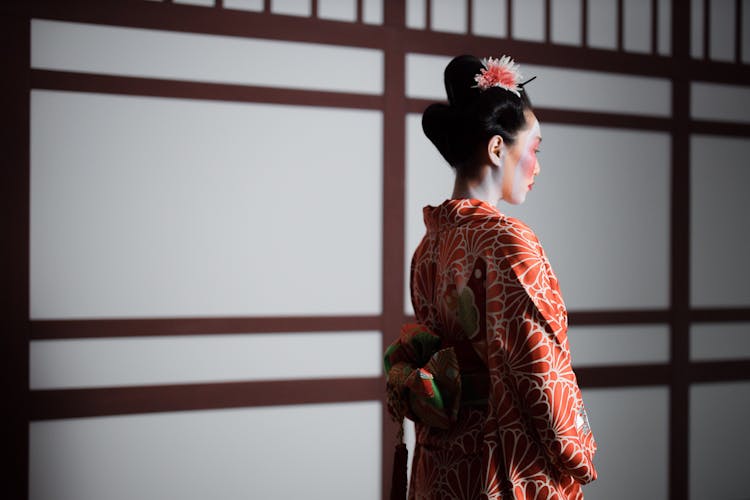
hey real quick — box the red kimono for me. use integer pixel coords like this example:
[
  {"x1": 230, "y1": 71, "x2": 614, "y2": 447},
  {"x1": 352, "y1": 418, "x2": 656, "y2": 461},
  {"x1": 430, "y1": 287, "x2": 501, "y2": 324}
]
[{"x1": 400, "y1": 198, "x2": 597, "y2": 499}]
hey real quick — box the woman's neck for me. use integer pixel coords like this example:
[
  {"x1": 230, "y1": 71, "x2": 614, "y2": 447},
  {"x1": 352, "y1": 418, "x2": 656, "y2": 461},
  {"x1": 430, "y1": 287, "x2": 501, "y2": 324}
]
[{"x1": 451, "y1": 165, "x2": 502, "y2": 205}]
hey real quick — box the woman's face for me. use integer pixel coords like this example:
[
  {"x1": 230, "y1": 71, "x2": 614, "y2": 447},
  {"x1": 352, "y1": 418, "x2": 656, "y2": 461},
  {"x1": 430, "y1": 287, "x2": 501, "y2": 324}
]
[{"x1": 500, "y1": 110, "x2": 542, "y2": 205}]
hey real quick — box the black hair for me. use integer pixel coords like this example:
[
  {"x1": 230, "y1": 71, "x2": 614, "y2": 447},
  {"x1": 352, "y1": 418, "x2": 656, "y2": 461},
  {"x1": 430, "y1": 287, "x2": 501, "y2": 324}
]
[{"x1": 422, "y1": 54, "x2": 534, "y2": 176}]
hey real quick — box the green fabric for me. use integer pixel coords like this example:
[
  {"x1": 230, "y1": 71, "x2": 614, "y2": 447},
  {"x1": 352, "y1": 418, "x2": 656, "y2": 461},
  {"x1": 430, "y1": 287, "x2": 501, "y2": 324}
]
[{"x1": 384, "y1": 323, "x2": 461, "y2": 429}]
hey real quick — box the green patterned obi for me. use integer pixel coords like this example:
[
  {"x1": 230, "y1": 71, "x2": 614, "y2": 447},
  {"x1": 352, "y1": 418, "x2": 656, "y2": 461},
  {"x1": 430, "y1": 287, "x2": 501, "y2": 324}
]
[{"x1": 384, "y1": 323, "x2": 489, "y2": 430}]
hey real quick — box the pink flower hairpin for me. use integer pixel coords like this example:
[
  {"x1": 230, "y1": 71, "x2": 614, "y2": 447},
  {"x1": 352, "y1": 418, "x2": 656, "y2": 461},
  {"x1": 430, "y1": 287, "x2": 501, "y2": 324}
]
[{"x1": 473, "y1": 55, "x2": 524, "y2": 96}]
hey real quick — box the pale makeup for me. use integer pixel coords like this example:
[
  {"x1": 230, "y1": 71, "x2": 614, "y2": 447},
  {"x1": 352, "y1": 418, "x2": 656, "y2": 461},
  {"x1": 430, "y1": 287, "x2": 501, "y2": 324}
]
[{"x1": 501, "y1": 117, "x2": 541, "y2": 205}]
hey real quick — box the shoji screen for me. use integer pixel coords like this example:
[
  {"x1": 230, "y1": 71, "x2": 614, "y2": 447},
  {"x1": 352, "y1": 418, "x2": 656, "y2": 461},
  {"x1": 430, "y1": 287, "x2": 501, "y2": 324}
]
[
  {"x1": 5, "y1": 1, "x2": 748, "y2": 500},
  {"x1": 25, "y1": 7, "x2": 387, "y2": 500}
]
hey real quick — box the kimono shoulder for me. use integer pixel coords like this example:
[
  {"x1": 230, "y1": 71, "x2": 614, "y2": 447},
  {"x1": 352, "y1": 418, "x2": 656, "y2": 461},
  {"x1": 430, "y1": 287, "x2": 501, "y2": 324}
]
[{"x1": 491, "y1": 215, "x2": 568, "y2": 339}]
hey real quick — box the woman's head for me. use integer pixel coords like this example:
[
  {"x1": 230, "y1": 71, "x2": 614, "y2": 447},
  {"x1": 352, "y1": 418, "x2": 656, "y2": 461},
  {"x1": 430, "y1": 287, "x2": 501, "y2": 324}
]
[{"x1": 422, "y1": 54, "x2": 541, "y2": 205}]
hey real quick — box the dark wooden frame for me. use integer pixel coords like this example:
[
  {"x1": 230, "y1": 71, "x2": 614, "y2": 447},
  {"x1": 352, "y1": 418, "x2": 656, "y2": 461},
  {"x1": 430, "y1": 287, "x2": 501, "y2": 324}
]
[{"x1": 3, "y1": 1, "x2": 749, "y2": 499}]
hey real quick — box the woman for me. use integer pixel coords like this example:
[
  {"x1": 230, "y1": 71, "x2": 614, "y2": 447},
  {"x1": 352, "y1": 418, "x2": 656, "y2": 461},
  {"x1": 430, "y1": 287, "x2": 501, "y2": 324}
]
[{"x1": 384, "y1": 55, "x2": 598, "y2": 499}]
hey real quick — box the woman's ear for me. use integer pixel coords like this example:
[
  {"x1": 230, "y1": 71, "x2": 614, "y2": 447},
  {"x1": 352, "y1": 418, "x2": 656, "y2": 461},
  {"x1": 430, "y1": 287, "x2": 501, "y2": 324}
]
[{"x1": 487, "y1": 135, "x2": 505, "y2": 167}]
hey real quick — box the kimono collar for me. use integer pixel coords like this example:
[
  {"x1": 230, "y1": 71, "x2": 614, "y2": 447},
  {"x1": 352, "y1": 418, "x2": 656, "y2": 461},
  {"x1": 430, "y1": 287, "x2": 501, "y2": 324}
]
[{"x1": 423, "y1": 198, "x2": 503, "y2": 231}]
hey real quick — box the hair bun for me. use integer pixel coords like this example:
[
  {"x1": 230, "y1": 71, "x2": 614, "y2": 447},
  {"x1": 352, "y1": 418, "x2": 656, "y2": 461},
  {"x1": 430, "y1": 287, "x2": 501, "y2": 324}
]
[
  {"x1": 422, "y1": 55, "x2": 485, "y2": 164},
  {"x1": 422, "y1": 54, "x2": 532, "y2": 171},
  {"x1": 444, "y1": 55, "x2": 484, "y2": 107},
  {"x1": 422, "y1": 103, "x2": 458, "y2": 165}
]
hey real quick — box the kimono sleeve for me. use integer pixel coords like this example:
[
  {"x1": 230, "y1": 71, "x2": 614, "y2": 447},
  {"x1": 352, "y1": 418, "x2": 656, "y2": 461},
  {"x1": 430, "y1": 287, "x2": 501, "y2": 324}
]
[{"x1": 496, "y1": 224, "x2": 598, "y2": 484}]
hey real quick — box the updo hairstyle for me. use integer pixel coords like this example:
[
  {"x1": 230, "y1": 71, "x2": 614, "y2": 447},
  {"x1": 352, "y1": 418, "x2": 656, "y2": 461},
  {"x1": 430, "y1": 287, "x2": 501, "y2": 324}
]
[{"x1": 422, "y1": 54, "x2": 533, "y2": 176}]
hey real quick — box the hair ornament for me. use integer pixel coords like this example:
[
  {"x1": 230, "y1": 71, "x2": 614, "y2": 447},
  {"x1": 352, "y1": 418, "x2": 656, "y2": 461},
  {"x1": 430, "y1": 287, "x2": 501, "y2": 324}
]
[
  {"x1": 472, "y1": 55, "x2": 524, "y2": 96},
  {"x1": 519, "y1": 75, "x2": 537, "y2": 87}
]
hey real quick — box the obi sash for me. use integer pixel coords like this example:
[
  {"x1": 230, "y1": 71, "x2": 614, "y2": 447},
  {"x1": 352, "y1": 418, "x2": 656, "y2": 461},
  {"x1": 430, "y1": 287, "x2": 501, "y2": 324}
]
[{"x1": 384, "y1": 322, "x2": 489, "y2": 430}]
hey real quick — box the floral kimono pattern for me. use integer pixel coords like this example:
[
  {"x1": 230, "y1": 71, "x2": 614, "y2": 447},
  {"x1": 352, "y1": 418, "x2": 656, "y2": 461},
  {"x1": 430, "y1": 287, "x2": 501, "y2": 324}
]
[{"x1": 400, "y1": 198, "x2": 597, "y2": 499}]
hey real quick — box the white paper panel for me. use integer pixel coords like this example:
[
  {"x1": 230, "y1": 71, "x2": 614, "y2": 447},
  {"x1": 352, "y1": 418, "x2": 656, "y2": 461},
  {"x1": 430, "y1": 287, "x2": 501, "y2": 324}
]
[
  {"x1": 271, "y1": 0, "x2": 311, "y2": 17},
  {"x1": 31, "y1": 91, "x2": 382, "y2": 318},
  {"x1": 318, "y1": 0, "x2": 357, "y2": 22},
  {"x1": 551, "y1": 0, "x2": 582, "y2": 46},
  {"x1": 223, "y1": 0, "x2": 264, "y2": 12},
  {"x1": 588, "y1": 0, "x2": 617, "y2": 49},
  {"x1": 690, "y1": 382, "x2": 750, "y2": 500},
  {"x1": 690, "y1": 136, "x2": 750, "y2": 307},
  {"x1": 432, "y1": 0, "x2": 467, "y2": 34},
  {"x1": 404, "y1": 113, "x2": 457, "y2": 314},
  {"x1": 691, "y1": 82, "x2": 750, "y2": 124},
  {"x1": 709, "y1": 0, "x2": 736, "y2": 62},
  {"x1": 30, "y1": 402, "x2": 381, "y2": 500},
  {"x1": 691, "y1": 0, "x2": 704, "y2": 58},
  {"x1": 691, "y1": 322, "x2": 750, "y2": 361},
  {"x1": 405, "y1": 53, "x2": 672, "y2": 117},
  {"x1": 657, "y1": 0, "x2": 671, "y2": 55},
  {"x1": 30, "y1": 331, "x2": 382, "y2": 389},
  {"x1": 31, "y1": 19, "x2": 383, "y2": 94},
  {"x1": 472, "y1": 0, "x2": 507, "y2": 38},
  {"x1": 623, "y1": 0, "x2": 651, "y2": 53},
  {"x1": 512, "y1": 0, "x2": 544, "y2": 41},
  {"x1": 579, "y1": 387, "x2": 669, "y2": 500},
  {"x1": 174, "y1": 0, "x2": 215, "y2": 5},
  {"x1": 522, "y1": 63, "x2": 671, "y2": 116},
  {"x1": 568, "y1": 325, "x2": 670, "y2": 367},
  {"x1": 405, "y1": 53, "x2": 447, "y2": 99},
  {"x1": 406, "y1": 0, "x2": 427, "y2": 29},
  {"x1": 363, "y1": 0, "x2": 384, "y2": 25}
]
